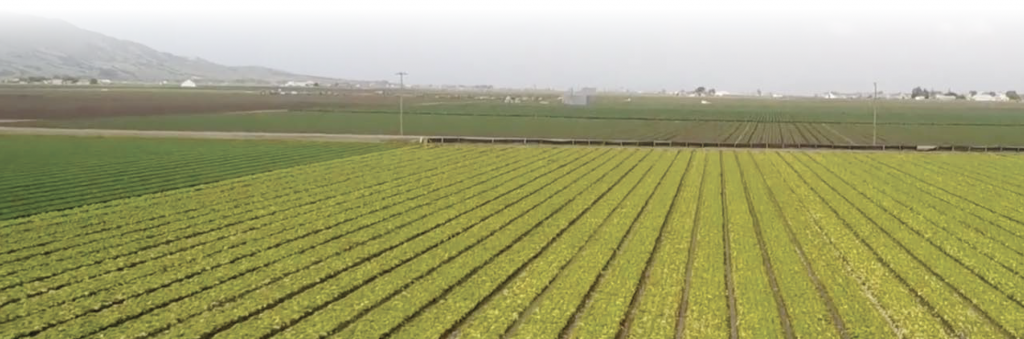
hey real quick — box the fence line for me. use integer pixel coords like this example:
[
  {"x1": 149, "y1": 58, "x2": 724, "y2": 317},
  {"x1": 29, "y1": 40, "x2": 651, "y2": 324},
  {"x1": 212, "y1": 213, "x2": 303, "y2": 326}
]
[{"x1": 422, "y1": 136, "x2": 1024, "y2": 153}]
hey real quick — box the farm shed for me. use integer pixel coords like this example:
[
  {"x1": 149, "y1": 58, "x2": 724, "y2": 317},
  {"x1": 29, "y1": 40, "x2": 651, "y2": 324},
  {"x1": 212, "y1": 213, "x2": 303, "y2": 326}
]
[
  {"x1": 561, "y1": 88, "x2": 593, "y2": 106},
  {"x1": 180, "y1": 79, "x2": 197, "y2": 88}
]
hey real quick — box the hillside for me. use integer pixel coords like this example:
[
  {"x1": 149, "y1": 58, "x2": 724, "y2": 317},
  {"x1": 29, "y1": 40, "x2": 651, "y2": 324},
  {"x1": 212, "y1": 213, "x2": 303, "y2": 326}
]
[{"x1": 0, "y1": 13, "x2": 342, "y2": 84}]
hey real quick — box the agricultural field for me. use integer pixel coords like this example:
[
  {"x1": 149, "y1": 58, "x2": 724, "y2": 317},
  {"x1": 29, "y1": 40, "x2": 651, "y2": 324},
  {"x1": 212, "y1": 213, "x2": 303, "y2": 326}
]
[
  {"x1": 0, "y1": 135, "x2": 396, "y2": 220},
  {"x1": 13, "y1": 110, "x2": 1024, "y2": 146},
  {"x1": 0, "y1": 86, "x2": 393, "y2": 120},
  {"x1": 3, "y1": 145, "x2": 1024, "y2": 338},
  {"x1": 4, "y1": 87, "x2": 1023, "y2": 146}
]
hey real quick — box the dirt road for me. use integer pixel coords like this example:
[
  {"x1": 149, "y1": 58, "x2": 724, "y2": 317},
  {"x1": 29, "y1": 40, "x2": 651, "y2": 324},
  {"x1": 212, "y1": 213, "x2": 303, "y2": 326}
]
[{"x1": 0, "y1": 126, "x2": 423, "y2": 143}]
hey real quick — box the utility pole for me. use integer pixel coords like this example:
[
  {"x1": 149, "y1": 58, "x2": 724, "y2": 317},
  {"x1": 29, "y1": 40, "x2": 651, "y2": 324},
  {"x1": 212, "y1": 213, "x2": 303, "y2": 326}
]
[
  {"x1": 872, "y1": 82, "x2": 878, "y2": 146},
  {"x1": 396, "y1": 72, "x2": 407, "y2": 135}
]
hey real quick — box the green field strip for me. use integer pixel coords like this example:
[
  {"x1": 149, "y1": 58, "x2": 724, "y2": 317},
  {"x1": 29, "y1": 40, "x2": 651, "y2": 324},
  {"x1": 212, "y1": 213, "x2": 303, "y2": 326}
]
[
  {"x1": 0, "y1": 148, "x2": 470, "y2": 252},
  {"x1": 924, "y1": 156, "x2": 1024, "y2": 191},
  {"x1": 826, "y1": 155, "x2": 1024, "y2": 276},
  {"x1": 679, "y1": 151, "x2": 729, "y2": 338},
  {"x1": 754, "y1": 153, "x2": 894, "y2": 339},
  {"x1": 0, "y1": 141, "x2": 278, "y2": 180},
  {"x1": 0, "y1": 144, "x2": 396, "y2": 221},
  {"x1": 401, "y1": 150, "x2": 651, "y2": 339},
  {"x1": 93, "y1": 148, "x2": 601, "y2": 339},
  {"x1": 0, "y1": 150, "x2": 446, "y2": 272},
  {"x1": 0, "y1": 150, "x2": 491, "y2": 307},
  {"x1": 0, "y1": 145, "x2": 417, "y2": 234},
  {"x1": 736, "y1": 153, "x2": 811, "y2": 338},
  {"x1": 136, "y1": 148, "x2": 599, "y2": 339},
  {"x1": 0, "y1": 151, "x2": 450, "y2": 253},
  {"x1": 845, "y1": 155, "x2": 1024, "y2": 258},
  {"x1": 0, "y1": 143, "x2": 358, "y2": 191},
  {"x1": 623, "y1": 152, "x2": 704, "y2": 339},
  {"x1": 167, "y1": 149, "x2": 623, "y2": 339},
  {"x1": 0, "y1": 151, "x2": 520, "y2": 297},
  {"x1": 858, "y1": 155, "x2": 1024, "y2": 242},
  {"x1": 784, "y1": 153, "x2": 1011, "y2": 338},
  {"x1": 875, "y1": 155, "x2": 1024, "y2": 230},
  {"x1": 720, "y1": 152, "x2": 740, "y2": 339},
  {"x1": 558, "y1": 152, "x2": 681, "y2": 338},
  {"x1": 0, "y1": 148, "x2": 338, "y2": 220},
  {"x1": 0, "y1": 149, "x2": 523, "y2": 319},
  {"x1": 801, "y1": 153, "x2": 1024, "y2": 336},
  {"x1": 0, "y1": 145, "x2": 354, "y2": 205},
  {"x1": 320, "y1": 151, "x2": 643, "y2": 339},
  {"x1": 741, "y1": 152, "x2": 845, "y2": 339},
  {"x1": 11, "y1": 147, "x2": 571, "y2": 339},
  {"x1": 0, "y1": 150, "x2": 528, "y2": 333},
  {"x1": 501, "y1": 151, "x2": 667, "y2": 339},
  {"x1": 313, "y1": 150, "x2": 659, "y2": 339},
  {"x1": 913, "y1": 157, "x2": 1024, "y2": 197},
  {"x1": 192, "y1": 148, "x2": 614, "y2": 339},
  {"x1": 0, "y1": 147, "x2": 364, "y2": 217},
  {"x1": 0, "y1": 143, "x2": 280, "y2": 187},
  {"x1": 612, "y1": 151, "x2": 694, "y2": 339},
  {"x1": 0, "y1": 147, "x2": 447, "y2": 248},
  {"x1": 0, "y1": 149, "x2": 481, "y2": 275},
  {"x1": 770, "y1": 153, "x2": 953, "y2": 338},
  {"x1": 721, "y1": 152, "x2": 785, "y2": 338},
  {"x1": 439, "y1": 150, "x2": 655, "y2": 339},
  {"x1": 567, "y1": 152, "x2": 690, "y2": 339},
  {"x1": 805, "y1": 154, "x2": 1024, "y2": 307}
]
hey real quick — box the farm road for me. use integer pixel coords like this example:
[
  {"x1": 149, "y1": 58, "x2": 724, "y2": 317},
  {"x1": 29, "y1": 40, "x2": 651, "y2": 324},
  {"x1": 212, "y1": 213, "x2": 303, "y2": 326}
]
[{"x1": 0, "y1": 126, "x2": 423, "y2": 143}]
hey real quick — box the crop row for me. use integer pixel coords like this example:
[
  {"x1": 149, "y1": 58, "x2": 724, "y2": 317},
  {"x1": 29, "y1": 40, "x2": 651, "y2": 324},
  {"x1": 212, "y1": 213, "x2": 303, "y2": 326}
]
[{"x1": 5, "y1": 147, "x2": 1024, "y2": 338}]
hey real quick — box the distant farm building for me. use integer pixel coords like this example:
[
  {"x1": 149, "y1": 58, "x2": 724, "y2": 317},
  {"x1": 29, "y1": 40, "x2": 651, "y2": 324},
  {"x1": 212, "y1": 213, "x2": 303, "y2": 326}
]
[
  {"x1": 561, "y1": 88, "x2": 594, "y2": 106},
  {"x1": 180, "y1": 80, "x2": 197, "y2": 88},
  {"x1": 971, "y1": 93, "x2": 1003, "y2": 102},
  {"x1": 285, "y1": 81, "x2": 317, "y2": 87}
]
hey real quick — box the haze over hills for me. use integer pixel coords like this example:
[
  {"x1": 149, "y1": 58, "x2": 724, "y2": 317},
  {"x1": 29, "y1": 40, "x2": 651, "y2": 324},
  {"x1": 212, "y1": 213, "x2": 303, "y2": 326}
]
[{"x1": 0, "y1": 13, "x2": 345, "y2": 84}]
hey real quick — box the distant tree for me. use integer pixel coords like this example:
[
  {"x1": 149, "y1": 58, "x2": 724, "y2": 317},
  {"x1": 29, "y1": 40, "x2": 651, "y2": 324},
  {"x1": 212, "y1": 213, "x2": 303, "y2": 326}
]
[
  {"x1": 1008, "y1": 91, "x2": 1021, "y2": 101},
  {"x1": 756, "y1": 89, "x2": 762, "y2": 97},
  {"x1": 695, "y1": 87, "x2": 706, "y2": 95},
  {"x1": 26, "y1": 76, "x2": 47, "y2": 83},
  {"x1": 708, "y1": 88, "x2": 717, "y2": 96},
  {"x1": 89, "y1": 78, "x2": 99, "y2": 85},
  {"x1": 969, "y1": 90, "x2": 978, "y2": 96},
  {"x1": 911, "y1": 86, "x2": 929, "y2": 99}
]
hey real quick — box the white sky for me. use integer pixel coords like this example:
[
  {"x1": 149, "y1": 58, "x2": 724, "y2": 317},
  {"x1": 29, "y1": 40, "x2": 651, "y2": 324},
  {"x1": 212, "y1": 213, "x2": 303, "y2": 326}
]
[{"x1": 4, "y1": 0, "x2": 1024, "y2": 93}]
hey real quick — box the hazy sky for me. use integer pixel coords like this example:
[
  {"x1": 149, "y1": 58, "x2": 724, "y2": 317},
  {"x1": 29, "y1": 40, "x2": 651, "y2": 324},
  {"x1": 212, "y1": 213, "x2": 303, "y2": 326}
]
[{"x1": 5, "y1": 0, "x2": 1024, "y2": 93}]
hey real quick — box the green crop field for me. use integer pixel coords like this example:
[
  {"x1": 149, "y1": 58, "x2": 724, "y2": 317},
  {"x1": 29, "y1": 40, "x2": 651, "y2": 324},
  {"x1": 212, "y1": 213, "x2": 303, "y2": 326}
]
[
  {"x1": 0, "y1": 135, "x2": 397, "y2": 220},
  {"x1": 9, "y1": 94, "x2": 1024, "y2": 146},
  {"x1": 2, "y1": 145, "x2": 1023, "y2": 338}
]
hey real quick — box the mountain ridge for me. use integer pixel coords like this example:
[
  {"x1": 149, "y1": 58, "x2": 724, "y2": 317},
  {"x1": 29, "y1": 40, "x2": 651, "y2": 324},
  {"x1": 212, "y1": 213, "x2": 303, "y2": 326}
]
[{"x1": 0, "y1": 13, "x2": 346, "y2": 84}]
